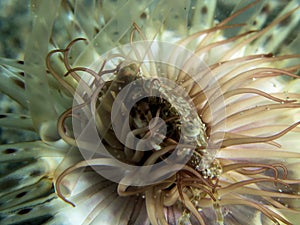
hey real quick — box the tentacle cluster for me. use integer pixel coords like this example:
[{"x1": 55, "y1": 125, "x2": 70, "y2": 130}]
[{"x1": 42, "y1": 1, "x2": 300, "y2": 225}]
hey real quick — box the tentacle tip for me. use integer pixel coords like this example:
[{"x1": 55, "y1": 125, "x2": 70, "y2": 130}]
[{"x1": 62, "y1": 197, "x2": 76, "y2": 207}]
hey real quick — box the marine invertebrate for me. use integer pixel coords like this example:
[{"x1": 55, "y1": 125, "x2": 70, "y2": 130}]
[{"x1": 1, "y1": 0, "x2": 300, "y2": 224}]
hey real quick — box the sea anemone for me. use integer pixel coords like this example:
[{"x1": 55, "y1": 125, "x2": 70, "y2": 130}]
[{"x1": 1, "y1": 0, "x2": 300, "y2": 224}]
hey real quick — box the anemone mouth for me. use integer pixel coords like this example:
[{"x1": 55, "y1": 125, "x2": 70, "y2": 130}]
[{"x1": 37, "y1": 1, "x2": 300, "y2": 225}]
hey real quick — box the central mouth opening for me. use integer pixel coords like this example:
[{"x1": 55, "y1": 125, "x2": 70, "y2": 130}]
[
  {"x1": 130, "y1": 96, "x2": 181, "y2": 143},
  {"x1": 93, "y1": 63, "x2": 209, "y2": 174}
]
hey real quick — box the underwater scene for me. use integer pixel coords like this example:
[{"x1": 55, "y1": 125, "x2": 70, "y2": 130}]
[{"x1": 0, "y1": 0, "x2": 300, "y2": 224}]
